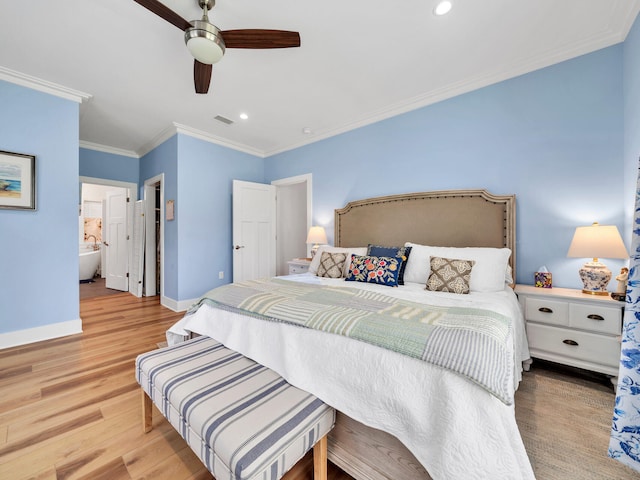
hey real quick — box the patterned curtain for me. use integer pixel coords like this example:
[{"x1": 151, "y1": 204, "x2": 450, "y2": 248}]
[{"x1": 609, "y1": 166, "x2": 640, "y2": 471}]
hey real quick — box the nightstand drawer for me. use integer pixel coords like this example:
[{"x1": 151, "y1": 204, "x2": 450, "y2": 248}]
[
  {"x1": 287, "y1": 259, "x2": 311, "y2": 275},
  {"x1": 569, "y1": 303, "x2": 622, "y2": 335},
  {"x1": 289, "y1": 263, "x2": 309, "y2": 275},
  {"x1": 527, "y1": 323, "x2": 621, "y2": 368},
  {"x1": 525, "y1": 298, "x2": 569, "y2": 326}
]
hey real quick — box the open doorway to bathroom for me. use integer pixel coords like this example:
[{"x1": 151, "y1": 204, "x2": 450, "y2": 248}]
[{"x1": 79, "y1": 176, "x2": 138, "y2": 300}]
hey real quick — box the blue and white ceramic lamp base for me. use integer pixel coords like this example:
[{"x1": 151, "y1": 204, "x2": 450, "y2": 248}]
[{"x1": 578, "y1": 262, "x2": 612, "y2": 295}]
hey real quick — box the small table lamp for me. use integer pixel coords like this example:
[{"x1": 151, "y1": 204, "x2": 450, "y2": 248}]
[
  {"x1": 567, "y1": 222, "x2": 629, "y2": 295},
  {"x1": 306, "y1": 226, "x2": 327, "y2": 258}
]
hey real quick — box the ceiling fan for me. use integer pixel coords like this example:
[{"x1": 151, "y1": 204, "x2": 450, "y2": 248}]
[{"x1": 133, "y1": 0, "x2": 301, "y2": 94}]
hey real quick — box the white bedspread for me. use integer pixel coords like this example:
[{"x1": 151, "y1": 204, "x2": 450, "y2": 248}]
[{"x1": 168, "y1": 274, "x2": 535, "y2": 479}]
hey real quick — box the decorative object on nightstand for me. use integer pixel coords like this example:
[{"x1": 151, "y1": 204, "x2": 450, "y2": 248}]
[
  {"x1": 515, "y1": 284, "x2": 623, "y2": 385},
  {"x1": 534, "y1": 265, "x2": 552, "y2": 288},
  {"x1": 306, "y1": 226, "x2": 327, "y2": 258},
  {"x1": 566, "y1": 222, "x2": 629, "y2": 295},
  {"x1": 611, "y1": 267, "x2": 629, "y2": 301},
  {"x1": 287, "y1": 258, "x2": 311, "y2": 275}
]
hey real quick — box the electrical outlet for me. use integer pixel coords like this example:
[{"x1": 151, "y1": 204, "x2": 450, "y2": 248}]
[{"x1": 219, "y1": 271, "x2": 224, "y2": 279}]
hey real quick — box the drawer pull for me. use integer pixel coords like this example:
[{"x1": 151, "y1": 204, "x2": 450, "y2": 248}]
[
  {"x1": 562, "y1": 339, "x2": 579, "y2": 346},
  {"x1": 587, "y1": 314, "x2": 604, "y2": 321},
  {"x1": 538, "y1": 307, "x2": 553, "y2": 314}
]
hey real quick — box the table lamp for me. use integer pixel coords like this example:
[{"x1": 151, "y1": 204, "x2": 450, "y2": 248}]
[
  {"x1": 567, "y1": 222, "x2": 629, "y2": 295},
  {"x1": 306, "y1": 226, "x2": 327, "y2": 258}
]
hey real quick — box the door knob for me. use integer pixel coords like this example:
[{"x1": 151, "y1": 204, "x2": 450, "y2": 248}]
[{"x1": 234, "y1": 245, "x2": 245, "y2": 250}]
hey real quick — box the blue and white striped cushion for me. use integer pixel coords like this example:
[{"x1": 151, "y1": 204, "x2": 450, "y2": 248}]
[{"x1": 136, "y1": 336, "x2": 335, "y2": 480}]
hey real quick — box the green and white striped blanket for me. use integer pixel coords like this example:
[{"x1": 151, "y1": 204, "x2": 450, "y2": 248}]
[{"x1": 189, "y1": 278, "x2": 515, "y2": 404}]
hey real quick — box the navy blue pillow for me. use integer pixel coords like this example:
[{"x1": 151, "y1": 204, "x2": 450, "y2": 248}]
[
  {"x1": 367, "y1": 245, "x2": 412, "y2": 285},
  {"x1": 345, "y1": 255, "x2": 402, "y2": 287}
]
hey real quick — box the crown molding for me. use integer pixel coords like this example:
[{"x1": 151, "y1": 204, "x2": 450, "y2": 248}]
[
  {"x1": 266, "y1": 25, "x2": 631, "y2": 157},
  {"x1": 79, "y1": 141, "x2": 139, "y2": 158},
  {"x1": 0, "y1": 66, "x2": 91, "y2": 103},
  {"x1": 174, "y1": 123, "x2": 266, "y2": 158},
  {"x1": 138, "y1": 122, "x2": 266, "y2": 158}
]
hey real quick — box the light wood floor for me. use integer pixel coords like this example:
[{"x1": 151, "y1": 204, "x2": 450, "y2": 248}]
[
  {"x1": 0, "y1": 293, "x2": 351, "y2": 480},
  {"x1": 1, "y1": 293, "x2": 638, "y2": 479}
]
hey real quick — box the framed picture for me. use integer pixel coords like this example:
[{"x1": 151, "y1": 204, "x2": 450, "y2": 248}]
[{"x1": 0, "y1": 150, "x2": 36, "y2": 210}]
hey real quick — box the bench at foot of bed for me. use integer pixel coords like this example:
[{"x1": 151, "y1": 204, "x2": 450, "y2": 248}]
[{"x1": 136, "y1": 336, "x2": 335, "y2": 480}]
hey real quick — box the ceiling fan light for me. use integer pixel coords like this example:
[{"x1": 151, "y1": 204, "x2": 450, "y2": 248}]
[{"x1": 185, "y1": 20, "x2": 226, "y2": 64}]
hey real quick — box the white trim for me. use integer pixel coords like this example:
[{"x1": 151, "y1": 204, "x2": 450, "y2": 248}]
[
  {"x1": 174, "y1": 123, "x2": 265, "y2": 157},
  {"x1": 80, "y1": 141, "x2": 139, "y2": 159},
  {"x1": 137, "y1": 122, "x2": 265, "y2": 158},
  {"x1": 137, "y1": 125, "x2": 178, "y2": 158},
  {"x1": 0, "y1": 319, "x2": 82, "y2": 349},
  {"x1": 161, "y1": 295, "x2": 197, "y2": 312},
  {"x1": 0, "y1": 66, "x2": 91, "y2": 103},
  {"x1": 144, "y1": 174, "x2": 164, "y2": 299},
  {"x1": 79, "y1": 177, "x2": 138, "y2": 200},
  {"x1": 263, "y1": 30, "x2": 632, "y2": 157}
]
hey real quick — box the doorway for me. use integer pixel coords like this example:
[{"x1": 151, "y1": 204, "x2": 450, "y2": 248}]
[
  {"x1": 144, "y1": 174, "x2": 164, "y2": 299},
  {"x1": 79, "y1": 176, "x2": 138, "y2": 299},
  {"x1": 272, "y1": 174, "x2": 312, "y2": 276}
]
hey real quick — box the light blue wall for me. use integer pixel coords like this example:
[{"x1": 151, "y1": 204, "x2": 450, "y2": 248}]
[
  {"x1": 140, "y1": 135, "x2": 179, "y2": 299},
  {"x1": 265, "y1": 45, "x2": 626, "y2": 290},
  {"x1": 138, "y1": 134, "x2": 264, "y2": 302},
  {"x1": 176, "y1": 135, "x2": 264, "y2": 300},
  {"x1": 0, "y1": 80, "x2": 79, "y2": 334},
  {"x1": 624, "y1": 14, "x2": 640, "y2": 240},
  {"x1": 2, "y1": 19, "x2": 637, "y2": 345},
  {"x1": 79, "y1": 147, "x2": 139, "y2": 184}
]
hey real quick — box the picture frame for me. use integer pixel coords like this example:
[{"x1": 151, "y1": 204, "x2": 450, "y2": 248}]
[{"x1": 0, "y1": 150, "x2": 36, "y2": 210}]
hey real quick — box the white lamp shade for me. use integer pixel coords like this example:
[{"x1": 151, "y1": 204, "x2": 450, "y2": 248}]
[
  {"x1": 567, "y1": 223, "x2": 628, "y2": 260},
  {"x1": 306, "y1": 226, "x2": 327, "y2": 245}
]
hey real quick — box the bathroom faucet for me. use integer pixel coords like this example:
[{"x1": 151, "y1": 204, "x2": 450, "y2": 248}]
[{"x1": 87, "y1": 235, "x2": 99, "y2": 250}]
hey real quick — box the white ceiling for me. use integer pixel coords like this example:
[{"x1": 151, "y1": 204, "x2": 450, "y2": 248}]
[{"x1": 1, "y1": 0, "x2": 639, "y2": 158}]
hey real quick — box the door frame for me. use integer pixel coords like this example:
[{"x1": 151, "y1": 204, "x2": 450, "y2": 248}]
[
  {"x1": 271, "y1": 174, "x2": 313, "y2": 257},
  {"x1": 144, "y1": 174, "x2": 164, "y2": 299},
  {"x1": 80, "y1": 176, "x2": 138, "y2": 291}
]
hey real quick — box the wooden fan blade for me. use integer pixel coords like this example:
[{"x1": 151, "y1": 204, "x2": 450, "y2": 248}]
[
  {"x1": 194, "y1": 60, "x2": 213, "y2": 94},
  {"x1": 220, "y1": 30, "x2": 301, "y2": 49},
  {"x1": 133, "y1": 0, "x2": 192, "y2": 31}
]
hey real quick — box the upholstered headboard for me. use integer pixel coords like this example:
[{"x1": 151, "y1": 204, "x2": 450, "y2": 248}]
[{"x1": 334, "y1": 189, "x2": 516, "y2": 278}]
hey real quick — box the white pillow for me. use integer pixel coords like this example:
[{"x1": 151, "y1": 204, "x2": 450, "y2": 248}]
[
  {"x1": 403, "y1": 242, "x2": 512, "y2": 292},
  {"x1": 310, "y1": 246, "x2": 367, "y2": 277}
]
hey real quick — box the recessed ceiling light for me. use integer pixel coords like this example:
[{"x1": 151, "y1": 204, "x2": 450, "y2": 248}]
[
  {"x1": 302, "y1": 127, "x2": 313, "y2": 135},
  {"x1": 433, "y1": 1, "x2": 452, "y2": 16},
  {"x1": 239, "y1": 113, "x2": 249, "y2": 120}
]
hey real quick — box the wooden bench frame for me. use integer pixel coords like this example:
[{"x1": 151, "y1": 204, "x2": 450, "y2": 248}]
[{"x1": 142, "y1": 389, "x2": 329, "y2": 480}]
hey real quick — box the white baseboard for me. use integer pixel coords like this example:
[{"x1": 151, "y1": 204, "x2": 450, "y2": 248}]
[
  {"x1": 0, "y1": 319, "x2": 83, "y2": 349},
  {"x1": 161, "y1": 296, "x2": 198, "y2": 313}
]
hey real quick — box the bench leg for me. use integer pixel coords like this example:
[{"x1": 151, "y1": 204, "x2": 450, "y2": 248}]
[
  {"x1": 313, "y1": 434, "x2": 328, "y2": 480},
  {"x1": 142, "y1": 389, "x2": 153, "y2": 433}
]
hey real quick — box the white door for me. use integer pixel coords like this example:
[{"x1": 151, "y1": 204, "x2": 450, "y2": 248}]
[
  {"x1": 129, "y1": 200, "x2": 145, "y2": 297},
  {"x1": 233, "y1": 180, "x2": 276, "y2": 282},
  {"x1": 105, "y1": 190, "x2": 129, "y2": 291}
]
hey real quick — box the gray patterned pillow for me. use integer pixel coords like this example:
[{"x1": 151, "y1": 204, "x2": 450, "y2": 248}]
[
  {"x1": 317, "y1": 252, "x2": 348, "y2": 278},
  {"x1": 426, "y1": 256, "x2": 475, "y2": 294}
]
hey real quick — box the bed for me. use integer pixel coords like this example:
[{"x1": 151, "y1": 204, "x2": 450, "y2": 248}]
[{"x1": 167, "y1": 189, "x2": 534, "y2": 480}]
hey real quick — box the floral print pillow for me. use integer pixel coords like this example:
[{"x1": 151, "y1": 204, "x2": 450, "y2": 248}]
[{"x1": 345, "y1": 255, "x2": 402, "y2": 287}]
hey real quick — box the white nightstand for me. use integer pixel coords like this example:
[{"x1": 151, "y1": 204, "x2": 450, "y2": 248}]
[
  {"x1": 515, "y1": 284, "x2": 624, "y2": 384},
  {"x1": 287, "y1": 258, "x2": 311, "y2": 275}
]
